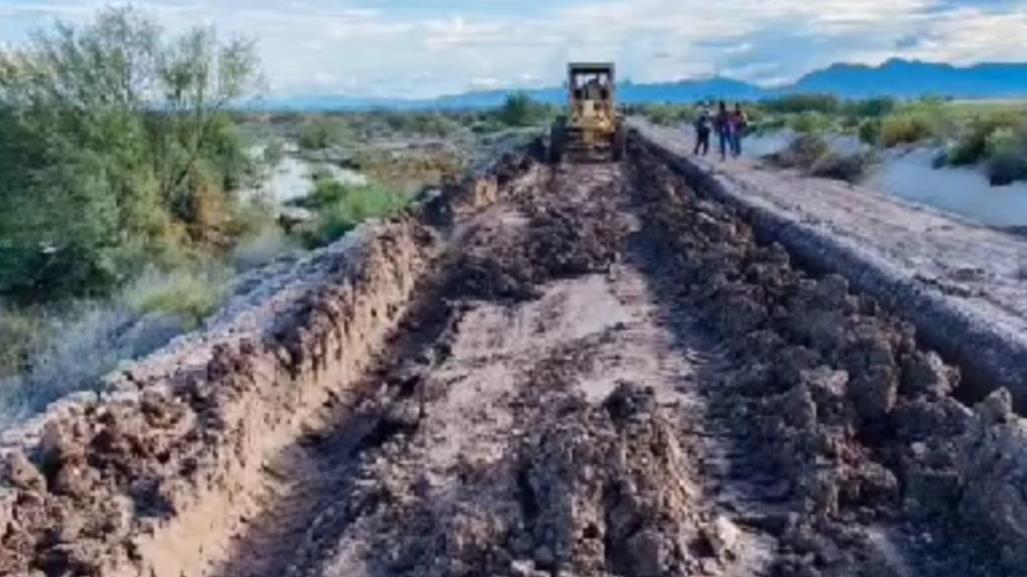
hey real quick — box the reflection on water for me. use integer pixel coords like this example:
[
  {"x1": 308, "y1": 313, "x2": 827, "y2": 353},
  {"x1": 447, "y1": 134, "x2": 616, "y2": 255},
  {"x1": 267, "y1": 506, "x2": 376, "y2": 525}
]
[
  {"x1": 736, "y1": 130, "x2": 1027, "y2": 227},
  {"x1": 243, "y1": 144, "x2": 367, "y2": 205},
  {"x1": 262, "y1": 156, "x2": 366, "y2": 204}
]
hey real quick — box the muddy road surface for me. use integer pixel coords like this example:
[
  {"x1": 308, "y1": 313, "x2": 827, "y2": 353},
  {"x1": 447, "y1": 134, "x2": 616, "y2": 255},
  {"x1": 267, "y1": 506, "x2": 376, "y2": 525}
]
[
  {"x1": 211, "y1": 149, "x2": 1009, "y2": 577},
  {"x1": 3, "y1": 140, "x2": 1023, "y2": 577}
]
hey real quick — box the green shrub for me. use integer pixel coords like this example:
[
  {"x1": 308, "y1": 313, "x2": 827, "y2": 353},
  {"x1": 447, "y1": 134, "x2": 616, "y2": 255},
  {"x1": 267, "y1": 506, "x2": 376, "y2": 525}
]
[
  {"x1": 263, "y1": 139, "x2": 285, "y2": 167},
  {"x1": 947, "y1": 112, "x2": 1023, "y2": 166},
  {"x1": 765, "y1": 134, "x2": 831, "y2": 168},
  {"x1": 844, "y1": 97, "x2": 897, "y2": 119},
  {"x1": 810, "y1": 151, "x2": 876, "y2": 183},
  {"x1": 789, "y1": 111, "x2": 834, "y2": 134},
  {"x1": 295, "y1": 179, "x2": 349, "y2": 209},
  {"x1": 497, "y1": 93, "x2": 553, "y2": 127},
  {"x1": 880, "y1": 112, "x2": 936, "y2": 147},
  {"x1": 124, "y1": 267, "x2": 230, "y2": 329},
  {"x1": 858, "y1": 119, "x2": 882, "y2": 145},
  {"x1": 985, "y1": 128, "x2": 1027, "y2": 185},
  {"x1": 761, "y1": 94, "x2": 841, "y2": 115},
  {"x1": 301, "y1": 182, "x2": 409, "y2": 247},
  {"x1": 750, "y1": 115, "x2": 787, "y2": 136},
  {"x1": 639, "y1": 104, "x2": 697, "y2": 127},
  {"x1": 298, "y1": 118, "x2": 351, "y2": 150},
  {"x1": 0, "y1": 304, "x2": 48, "y2": 378},
  {"x1": 0, "y1": 7, "x2": 261, "y2": 301},
  {"x1": 765, "y1": 134, "x2": 873, "y2": 184}
]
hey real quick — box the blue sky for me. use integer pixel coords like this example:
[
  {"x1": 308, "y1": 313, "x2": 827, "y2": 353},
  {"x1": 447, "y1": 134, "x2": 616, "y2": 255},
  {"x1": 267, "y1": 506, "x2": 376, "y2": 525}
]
[{"x1": 2, "y1": 0, "x2": 1026, "y2": 97}]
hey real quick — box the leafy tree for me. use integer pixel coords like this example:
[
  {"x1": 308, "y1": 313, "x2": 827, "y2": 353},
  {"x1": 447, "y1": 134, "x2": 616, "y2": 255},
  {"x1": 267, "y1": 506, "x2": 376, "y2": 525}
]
[
  {"x1": 0, "y1": 7, "x2": 262, "y2": 299},
  {"x1": 497, "y1": 92, "x2": 552, "y2": 127}
]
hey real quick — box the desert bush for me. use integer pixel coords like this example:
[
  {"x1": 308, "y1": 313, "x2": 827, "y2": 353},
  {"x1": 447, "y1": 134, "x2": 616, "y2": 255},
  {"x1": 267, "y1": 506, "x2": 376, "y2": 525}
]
[
  {"x1": 639, "y1": 104, "x2": 698, "y2": 127},
  {"x1": 765, "y1": 134, "x2": 874, "y2": 184},
  {"x1": 0, "y1": 304, "x2": 48, "y2": 378},
  {"x1": 766, "y1": 134, "x2": 831, "y2": 167},
  {"x1": 381, "y1": 113, "x2": 460, "y2": 137},
  {"x1": 0, "y1": 278, "x2": 208, "y2": 428},
  {"x1": 810, "y1": 151, "x2": 876, "y2": 183},
  {"x1": 124, "y1": 266, "x2": 231, "y2": 328},
  {"x1": 296, "y1": 181, "x2": 409, "y2": 247},
  {"x1": 858, "y1": 119, "x2": 882, "y2": 145},
  {"x1": 350, "y1": 149, "x2": 463, "y2": 192},
  {"x1": 231, "y1": 225, "x2": 299, "y2": 271},
  {"x1": 298, "y1": 117, "x2": 351, "y2": 150},
  {"x1": 263, "y1": 139, "x2": 286, "y2": 167},
  {"x1": 844, "y1": 97, "x2": 897, "y2": 119},
  {"x1": 761, "y1": 94, "x2": 842, "y2": 115},
  {"x1": 985, "y1": 127, "x2": 1027, "y2": 185},
  {"x1": 497, "y1": 93, "x2": 553, "y2": 127},
  {"x1": 750, "y1": 115, "x2": 787, "y2": 136},
  {"x1": 296, "y1": 178, "x2": 350, "y2": 209},
  {"x1": 879, "y1": 111, "x2": 937, "y2": 147},
  {"x1": 789, "y1": 111, "x2": 835, "y2": 134},
  {"x1": 946, "y1": 111, "x2": 1024, "y2": 166}
]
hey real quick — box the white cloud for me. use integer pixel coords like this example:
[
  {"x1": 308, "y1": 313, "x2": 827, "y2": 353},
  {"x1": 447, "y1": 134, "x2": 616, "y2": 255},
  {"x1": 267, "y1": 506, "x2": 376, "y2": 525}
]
[{"x1": 1, "y1": 0, "x2": 1027, "y2": 97}]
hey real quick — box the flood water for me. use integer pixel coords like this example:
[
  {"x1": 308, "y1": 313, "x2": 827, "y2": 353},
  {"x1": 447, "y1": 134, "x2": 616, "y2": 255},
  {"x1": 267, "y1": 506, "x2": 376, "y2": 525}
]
[
  {"x1": 262, "y1": 155, "x2": 367, "y2": 204},
  {"x1": 739, "y1": 131, "x2": 1027, "y2": 227},
  {"x1": 244, "y1": 143, "x2": 367, "y2": 205},
  {"x1": 867, "y1": 149, "x2": 1027, "y2": 228}
]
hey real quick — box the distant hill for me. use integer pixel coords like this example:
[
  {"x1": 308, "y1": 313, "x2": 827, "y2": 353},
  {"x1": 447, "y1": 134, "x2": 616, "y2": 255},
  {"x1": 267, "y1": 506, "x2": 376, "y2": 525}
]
[
  {"x1": 790, "y1": 58, "x2": 1027, "y2": 98},
  {"x1": 258, "y1": 76, "x2": 769, "y2": 111},
  {"x1": 259, "y1": 59, "x2": 1027, "y2": 111}
]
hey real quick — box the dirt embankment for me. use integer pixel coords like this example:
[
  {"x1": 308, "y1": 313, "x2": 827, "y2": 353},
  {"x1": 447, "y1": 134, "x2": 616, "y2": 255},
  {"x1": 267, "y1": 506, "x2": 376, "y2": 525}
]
[
  {"x1": 631, "y1": 120, "x2": 1027, "y2": 410},
  {"x1": 630, "y1": 140, "x2": 1027, "y2": 575},
  {"x1": 0, "y1": 152, "x2": 536, "y2": 577}
]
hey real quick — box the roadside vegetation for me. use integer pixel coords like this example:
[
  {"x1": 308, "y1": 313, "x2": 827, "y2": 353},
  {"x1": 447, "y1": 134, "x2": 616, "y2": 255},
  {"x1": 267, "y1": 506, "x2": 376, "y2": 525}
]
[
  {"x1": 0, "y1": 7, "x2": 268, "y2": 422},
  {"x1": 764, "y1": 134, "x2": 876, "y2": 184},
  {"x1": 288, "y1": 179, "x2": 409, "y2": 248},
  {"x1": 645, "y1": 94, "x2": 1027, "y2": 185},
  {"x1": 0, "y1": 14, "x2": 556, "y2": 426}
]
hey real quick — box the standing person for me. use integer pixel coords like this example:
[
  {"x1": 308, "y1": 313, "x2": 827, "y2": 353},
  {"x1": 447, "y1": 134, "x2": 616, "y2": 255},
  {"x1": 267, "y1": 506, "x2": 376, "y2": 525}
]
[
  {"x1": 693, "y1": 104, "x2": 712, "y2": 156},
  {"x1": 714, "y1": 101, "x2": 731, "y2": 161},
  {"x1": 729, "y1": 102, "x2": 749, "y2": 157}
]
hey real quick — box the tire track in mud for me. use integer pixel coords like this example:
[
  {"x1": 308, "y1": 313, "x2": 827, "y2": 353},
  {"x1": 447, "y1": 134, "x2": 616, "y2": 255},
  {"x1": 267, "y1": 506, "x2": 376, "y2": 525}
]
[
  {"x1": 213, "y1": 149, "x2": 1011, "y2": 577},
  {"x1": 210, "y1": 164, "x2": 778, "y2": 577}
]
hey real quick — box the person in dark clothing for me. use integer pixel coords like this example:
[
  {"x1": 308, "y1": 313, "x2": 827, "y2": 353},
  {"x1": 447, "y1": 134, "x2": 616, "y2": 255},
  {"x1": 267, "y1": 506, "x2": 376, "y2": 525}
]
[
  {"x1": 714, "y1": 101, "x2": 731, "y2": 161},
  {"x1": 693, "y1": 104, "x2": 712, "y2": 156},
  {"x1": 729, "y1": 102, "x2": 749, "y2": 157}
]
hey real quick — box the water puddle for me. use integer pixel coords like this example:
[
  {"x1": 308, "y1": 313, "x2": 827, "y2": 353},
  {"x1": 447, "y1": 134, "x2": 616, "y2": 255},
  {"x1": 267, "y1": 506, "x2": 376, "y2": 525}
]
[{"x1": 741, "y1": 131, "x2": 1027, "y2": 227}]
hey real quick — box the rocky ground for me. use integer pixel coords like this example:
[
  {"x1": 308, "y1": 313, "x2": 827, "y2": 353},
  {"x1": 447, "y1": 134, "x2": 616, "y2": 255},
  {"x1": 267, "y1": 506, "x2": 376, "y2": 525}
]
[{"x1": 2, "y1": 139, "x2": 1026, "y2": 577}]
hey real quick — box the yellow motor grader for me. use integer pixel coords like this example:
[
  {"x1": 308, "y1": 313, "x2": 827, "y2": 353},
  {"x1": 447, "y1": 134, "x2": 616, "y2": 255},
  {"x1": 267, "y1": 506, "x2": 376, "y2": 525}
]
[{"x1": 549, "y1": 62, "x2": 627, "y2": 163}]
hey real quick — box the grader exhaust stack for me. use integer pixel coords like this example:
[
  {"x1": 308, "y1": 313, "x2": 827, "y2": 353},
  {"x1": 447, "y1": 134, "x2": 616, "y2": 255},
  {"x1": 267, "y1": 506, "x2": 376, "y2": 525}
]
[{"x1": 549, "y1": 62, "x2": 627, "y2": 164}]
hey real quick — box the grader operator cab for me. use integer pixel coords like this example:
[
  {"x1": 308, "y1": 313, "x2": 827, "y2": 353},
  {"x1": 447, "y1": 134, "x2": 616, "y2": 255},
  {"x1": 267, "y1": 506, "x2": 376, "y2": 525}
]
[{"x1": 549, "y1": 62, "x2": 627, "y2": 163}]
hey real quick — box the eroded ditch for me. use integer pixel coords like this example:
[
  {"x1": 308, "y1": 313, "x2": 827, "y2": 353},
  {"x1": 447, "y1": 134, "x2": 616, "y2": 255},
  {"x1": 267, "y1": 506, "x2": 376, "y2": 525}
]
[{"x1": 2, "y1": 140, "x2": 1026, "y2": 577}]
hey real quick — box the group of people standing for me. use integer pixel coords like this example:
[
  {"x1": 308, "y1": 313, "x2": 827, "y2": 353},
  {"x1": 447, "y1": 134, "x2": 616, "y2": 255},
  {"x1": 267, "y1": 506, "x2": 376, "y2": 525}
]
[{"x1": 693, "y1": 101, "x2": 748, "y2": 160}]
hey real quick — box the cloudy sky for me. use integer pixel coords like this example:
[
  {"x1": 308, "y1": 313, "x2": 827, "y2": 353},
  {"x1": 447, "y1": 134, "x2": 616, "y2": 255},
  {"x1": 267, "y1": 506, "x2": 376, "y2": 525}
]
[{"x1": 2, "y1": 0, "x2": 1027, "y2": 98}]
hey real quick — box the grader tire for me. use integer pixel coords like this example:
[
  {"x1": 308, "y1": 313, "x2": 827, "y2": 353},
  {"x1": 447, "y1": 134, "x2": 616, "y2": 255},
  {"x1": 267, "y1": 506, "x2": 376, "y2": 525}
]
[
  {"x1": 612, "y1": 123, "x2": 627, "y2": 162},
  {"x1": 550, "y1": 123, "x2": 566, "y2": 164}
]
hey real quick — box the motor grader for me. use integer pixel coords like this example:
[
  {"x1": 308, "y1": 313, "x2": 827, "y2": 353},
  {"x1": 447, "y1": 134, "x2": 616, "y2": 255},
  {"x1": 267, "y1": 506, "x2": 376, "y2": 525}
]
[{"x1": 549, "y1": 62, "x2": 627, "y2": 163}]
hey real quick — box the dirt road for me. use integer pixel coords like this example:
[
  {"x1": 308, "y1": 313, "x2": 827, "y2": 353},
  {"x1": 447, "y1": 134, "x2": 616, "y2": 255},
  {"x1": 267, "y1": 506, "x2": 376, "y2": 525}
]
[
  {"x1": 3, "y1": 142, "x2": 1024, "y2": 577},
  {"x1": 212, "y1": 156, "x2": 1008, "y2": 577}
]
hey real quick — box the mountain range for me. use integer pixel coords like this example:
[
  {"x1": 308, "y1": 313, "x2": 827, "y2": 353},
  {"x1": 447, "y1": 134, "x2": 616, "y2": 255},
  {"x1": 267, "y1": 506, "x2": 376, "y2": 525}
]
[{"x1": 260, "y1": 59, "x2": 1027, "y2": 111}]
